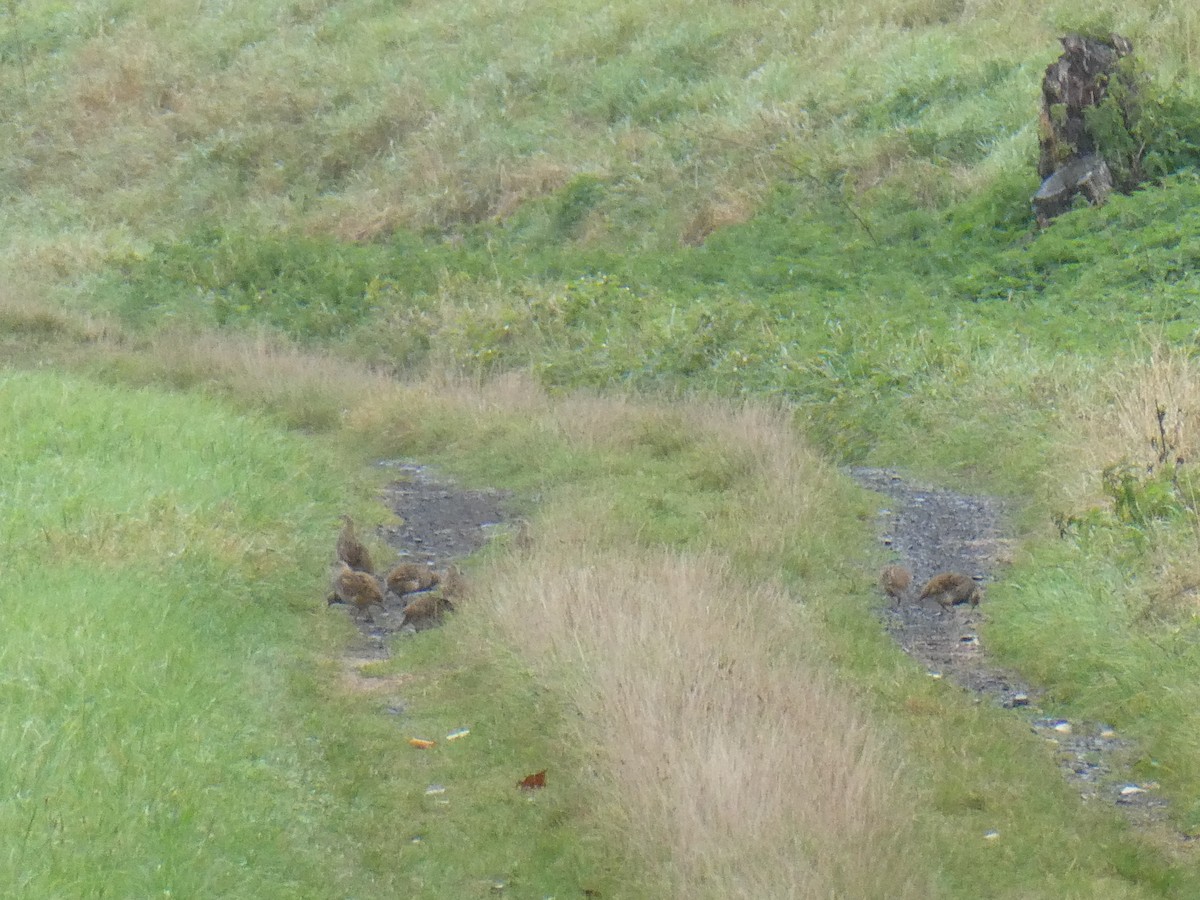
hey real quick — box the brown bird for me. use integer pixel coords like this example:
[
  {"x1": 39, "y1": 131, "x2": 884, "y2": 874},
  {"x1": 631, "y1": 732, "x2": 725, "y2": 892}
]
[
  {"x1": 512, "y1": 517, "x2": 534, "y2": 553},
  {"x1": 385, "y1": 561, "x2": 440, "y2": 598},
  {"x1": 440, "y1": 563, "x2": 469, "y2": 604},
  {"x1": 918, "y1": 572, "x2": 982, "y2": 610},
  {"x1": 880, "y1": 565, "x2": 913, "y2": 604},
  {"x1": 400, "y1": 591, "x2": 454, "y2": 631},
  {"x1": 336, "y1": 514, "x2": 374, "y2": 574},
  {"x1": 328, "y1": 560, "x2": 386, "y2": 618}
]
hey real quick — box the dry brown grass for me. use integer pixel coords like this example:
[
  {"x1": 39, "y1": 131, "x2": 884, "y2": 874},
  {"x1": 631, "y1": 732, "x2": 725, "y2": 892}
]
[
  {"x1": 1143, "y1": 532, "x2": 1200, "y2": 622},
  {"x1": 131, "y1": 329, "x2": 393, "y2": 428},
  {"x1": 1104, "y1": 346, "x2": 1200, "y2": 469},
  {"x1": 483, "y1": 540, "x2": 925, "y2": 899},
  {"x1": 1067, "y1": 344, "x2": 1200, "y2": 505},
  {"x1": 680, "y1": 192, "x2": 756, "y2": 246},
  {"x1": 227, "y1": 356, "x2": 923, "y2": 894},
  {"x1": 0, "y1": 287, "x2": 111, "y2": 344},
  {"x1": 365, "y1": 383, "x2": 926, "y2": 897}
]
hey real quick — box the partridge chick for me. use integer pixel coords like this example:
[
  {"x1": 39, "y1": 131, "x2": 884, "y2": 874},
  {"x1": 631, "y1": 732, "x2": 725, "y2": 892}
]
[
  {"x1": 440, "y1": 563, "x2": 469, "y2": 606},
  {"x1": 328, "y1": 560, "x2": 386, "y2": 618},
  {"x1": 918, "y1": 572, "x2": 982, "y2": 610},
  {"x1": 880, "y1": 565, "x2": 913, "y2": 605},
  {"x1": 385, "y1": 561, "x2": 440, "y2": 598},
  {"x1": 400, "y1": 592, "x2": 454, "y2": 631},
  {"x1": 336, "y1": 515, "x2": 374, "y2": 574}
]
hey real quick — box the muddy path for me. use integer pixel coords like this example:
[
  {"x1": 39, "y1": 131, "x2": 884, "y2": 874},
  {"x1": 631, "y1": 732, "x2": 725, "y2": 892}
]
[
  {"x1": 333, "y1": 461, "x2": 514, "y2": 663},
  {"x1": 851, "y1": 467, "x2": 1173, "y2": 832}
]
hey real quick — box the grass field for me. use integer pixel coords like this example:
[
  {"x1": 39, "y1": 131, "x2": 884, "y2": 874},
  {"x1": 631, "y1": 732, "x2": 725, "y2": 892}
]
[
  {"x1": 5, "y1": 0, "x2": 1200, "y2": 895},
  {"x1": 0, "y1": 370, "x2": 629, "y2": 897}
]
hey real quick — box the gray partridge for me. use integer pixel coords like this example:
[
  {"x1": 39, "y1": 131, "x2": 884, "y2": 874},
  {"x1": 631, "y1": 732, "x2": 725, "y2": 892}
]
[
  {"x1": 336, "y1": 515, "x2": 374, "y2": 574},
  {"x1": 385, "y1": 561, "x2": 440, "y2": 598},
  {"x1": 880, "y1": 565, "x2": 913, "y2": 605},
  {"x1": 328, "y1": 560, "x2": 385, "y2": 618},
  {"x1": 400, "y1": 591, "x2": 453, "y2": 631},
  {"x1": 918, "y1": 572, "x2": 982, "y2": 610}
]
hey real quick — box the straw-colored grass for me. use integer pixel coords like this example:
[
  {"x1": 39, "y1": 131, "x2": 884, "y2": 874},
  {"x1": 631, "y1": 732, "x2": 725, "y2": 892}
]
[
  {"x1": 1039, "y1": 342, "x2": 1200, "y2": 517},
  {"x1": 33, "y1": 319, "x2": 925, "y2": 895},
  {"x1": 484, "y1": 540, "x2": 927, "y2": 899},
  {"x1": 1094, "y1": 345, "x2": 1200, "y2": 474}
]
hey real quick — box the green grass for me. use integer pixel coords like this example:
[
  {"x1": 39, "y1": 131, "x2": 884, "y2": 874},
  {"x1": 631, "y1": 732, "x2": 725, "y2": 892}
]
[
  {"x1": 355, "y1": 626, "x2": 625, "y2": 898},
  {"x1": 0, "y1": 370, "x2": 343, "y2": 895},
  {"x1": 6, "y1": 331, "x2": 1200, "y2": 896},
  {"x1": 0, "y1": 369, "x2": 617, "y2": 897},
  {"x1": 5, "y1": 0, "x2": 1200, "y2": 893},
  {"x1": 989, "y1": 519, "x2": 1200, "y2": 835},
  {"x1": 67, "y1": 167, "x2": 1198, "y2": 485}
]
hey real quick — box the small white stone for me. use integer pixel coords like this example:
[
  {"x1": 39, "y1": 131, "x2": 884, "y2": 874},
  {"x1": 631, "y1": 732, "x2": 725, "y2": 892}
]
[
  {"x1": 983, "y1": 830, "x2": 1001, "y2": 840},
  {"x1": 1053, "y1": 721, "x2": 1072, "y2": 734},
  {"x1": 1120, "y1": 785, "x2": 1146, "y2": 796}
]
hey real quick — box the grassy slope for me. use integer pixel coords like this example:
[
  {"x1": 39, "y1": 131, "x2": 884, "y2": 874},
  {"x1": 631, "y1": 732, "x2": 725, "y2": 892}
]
[{"x1": 5, "y1": 0, "x2": 1200, "y2": 894}]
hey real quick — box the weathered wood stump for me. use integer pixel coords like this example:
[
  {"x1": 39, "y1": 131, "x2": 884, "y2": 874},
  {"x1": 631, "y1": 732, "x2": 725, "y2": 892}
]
[
  {"x1": 1032, "y1": 153, "x2": 1113, "y2": 227},
  {"x1": 1034, "y1": 33, "x2": 1132, "y2": 225}
]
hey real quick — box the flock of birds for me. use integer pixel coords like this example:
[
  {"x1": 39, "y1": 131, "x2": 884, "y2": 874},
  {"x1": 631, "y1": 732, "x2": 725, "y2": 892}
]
[
  {"x1": 329, "y1": 515, "x2": 977, "y2": 627},
  {"x1": 880, "y1": 565, "x2": 982, "y2": 610},
  {"x1": 327, "y1": 514, "x2": 466, "y2": 630}
]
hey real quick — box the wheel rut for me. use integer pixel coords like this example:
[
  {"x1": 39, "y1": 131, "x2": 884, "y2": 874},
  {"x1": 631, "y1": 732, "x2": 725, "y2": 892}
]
[{"x1": 851, "y1": 467, "x2": 1176, "y2": 834}]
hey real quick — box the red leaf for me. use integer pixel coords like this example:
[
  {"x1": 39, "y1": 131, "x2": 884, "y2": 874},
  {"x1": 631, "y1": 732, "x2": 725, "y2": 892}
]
[{"x1": 517, "y1": 769, "x2": 547, "y2": 790}]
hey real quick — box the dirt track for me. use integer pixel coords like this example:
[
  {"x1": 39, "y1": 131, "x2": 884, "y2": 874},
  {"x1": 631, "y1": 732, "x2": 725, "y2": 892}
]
[
  {"x1": 852, "y1": 467, "x2": 1173, "y2": 831},
  {"x1": 333, "y1": 459, "x2": 1177, "y2": 833}
]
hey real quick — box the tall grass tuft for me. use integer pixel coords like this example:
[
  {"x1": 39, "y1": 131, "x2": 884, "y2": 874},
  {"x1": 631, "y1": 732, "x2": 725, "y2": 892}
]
[
  {"x1": 1088, "y1": 344, "x2": 1200, "y2": 477},
  {"x1": 485, "y1": 539, "x2": 927, "y2": 899}
]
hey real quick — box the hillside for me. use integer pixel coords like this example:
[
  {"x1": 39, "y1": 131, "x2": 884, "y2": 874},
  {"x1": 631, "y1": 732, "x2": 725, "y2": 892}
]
[
  {"x1": 3, "y1": 0, "x2": 1197, "y2": 462},
  {"x1": 4, "y1": 0, "x2": 1200, "y2": 896}
]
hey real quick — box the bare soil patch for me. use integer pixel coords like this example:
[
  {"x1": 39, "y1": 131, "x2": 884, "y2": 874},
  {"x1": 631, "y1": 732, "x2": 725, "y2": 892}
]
[{"x1": 330, "y1": 461, "x2": 513, "y2": 662}]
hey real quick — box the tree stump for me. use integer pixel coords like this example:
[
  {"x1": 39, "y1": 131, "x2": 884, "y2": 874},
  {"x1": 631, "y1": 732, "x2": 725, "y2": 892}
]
[
  {"x1": 1034, "y1": 33, "x2": 1132, "y2": 224},
  {"x1": 1032, "y1": 153, "x2": 1113, "y2": 228}
]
